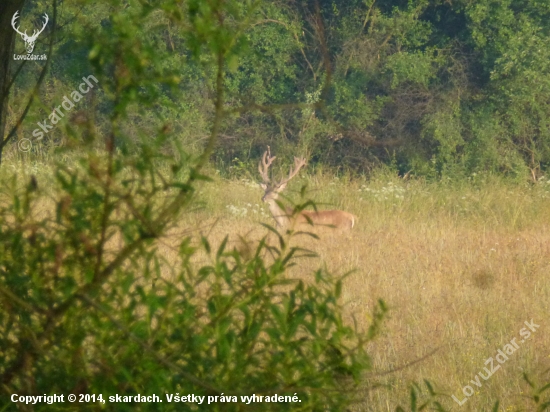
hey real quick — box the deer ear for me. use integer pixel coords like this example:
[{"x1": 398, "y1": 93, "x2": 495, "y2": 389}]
[
  {"x1": 260, "y1": 183, "x2": 267, "y2": 190},
  {"x1": 277, "y1": 182, "x2": 287, "y2": 192}
]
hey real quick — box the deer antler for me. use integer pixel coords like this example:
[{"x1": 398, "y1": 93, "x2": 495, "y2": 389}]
[
  {"x1": 30, "y1": 13, "x2": 49, "y2": 41},
  {"x1": 11, "y1": 11, "x2": 48, "y2": 41},
  {"x1": 259, "y1": 146, "x2": 306, "y2": 193},
  {"x1": 277, "y1": 156, "x2": 307, "y2": 188},
  {"x1": 258, "y1": 146, "x2": 276, "y2": 185},
  {"x1": 11, "y1": 11, "x2": 26, "y2": 37}
]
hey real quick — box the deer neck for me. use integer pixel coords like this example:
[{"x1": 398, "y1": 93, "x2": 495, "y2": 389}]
[{"x1": 265, "y1": 199, "x2": 291, "y2": 228}]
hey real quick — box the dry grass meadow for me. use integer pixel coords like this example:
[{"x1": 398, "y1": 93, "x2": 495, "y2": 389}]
[
  {"x1": 185, "y1": 171, "x2": 550, "y2": 411},
  {"x1": 3, "y1": 158, "x2": 550, "y2": 411}
]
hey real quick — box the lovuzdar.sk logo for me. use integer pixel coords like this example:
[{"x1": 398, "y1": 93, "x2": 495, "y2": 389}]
[{"x1": 11, "y1": 10, "x2": 49, "y2": 61}]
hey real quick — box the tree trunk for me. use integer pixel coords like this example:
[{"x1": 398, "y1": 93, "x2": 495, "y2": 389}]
[{"x1": 0, "y1": 0, "x2": 26, "y2": 164}]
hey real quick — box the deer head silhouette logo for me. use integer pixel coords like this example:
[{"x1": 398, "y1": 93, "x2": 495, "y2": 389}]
[{"x1": 11, "y1": 11, "x2": 49, "y2": 54}]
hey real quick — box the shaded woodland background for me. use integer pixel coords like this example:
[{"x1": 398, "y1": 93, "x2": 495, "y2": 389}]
[{"x1": 2, "y1": 0, "x2": 550, "y2": 179}]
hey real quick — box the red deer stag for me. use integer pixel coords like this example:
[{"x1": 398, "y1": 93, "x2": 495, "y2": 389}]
[{"x1": 258, "y1": 147, "x2": 356, "y2": 230}]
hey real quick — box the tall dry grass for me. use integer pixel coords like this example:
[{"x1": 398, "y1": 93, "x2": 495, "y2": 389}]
[{"x1": 184, "y1": 170, "x2": 550, "y2": 410}]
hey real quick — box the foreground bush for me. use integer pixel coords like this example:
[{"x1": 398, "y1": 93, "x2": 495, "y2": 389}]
[
  {"x1": 0, "y1": 154, "x2": 380, "y2": 410},
  {"x1": 0, "y1": 1, "x2": 381, "y2": 410}
]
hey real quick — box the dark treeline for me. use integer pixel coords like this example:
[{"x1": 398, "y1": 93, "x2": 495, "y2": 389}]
[{"x1": 4, "y1": 0, "x2": 550, "y2": 179}]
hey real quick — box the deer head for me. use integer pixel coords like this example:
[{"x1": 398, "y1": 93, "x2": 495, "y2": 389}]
[{"x1": 12, "y1": 11, "x2": 49, "y2": 54}]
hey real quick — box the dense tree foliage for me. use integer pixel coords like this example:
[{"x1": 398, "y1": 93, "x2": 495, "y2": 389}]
[{"x1": 3, "y1": 0, "x2": 550, "y2": 177}]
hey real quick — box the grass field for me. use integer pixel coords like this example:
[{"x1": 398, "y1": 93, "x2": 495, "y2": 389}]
[
  {"x1": 3, "y1": 157, "x2": 550, "y2": 410},
  {"x1": 185, "y1": 170, "x2": 550, "y2": 410}
]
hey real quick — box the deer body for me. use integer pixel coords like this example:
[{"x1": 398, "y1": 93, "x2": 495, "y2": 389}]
[
  {"x1": 258, "y1": 147, "x2": 356, "y2": 231},
  {"x1": 263, "y1": 198, "x2": 356, "y2": 230}
]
